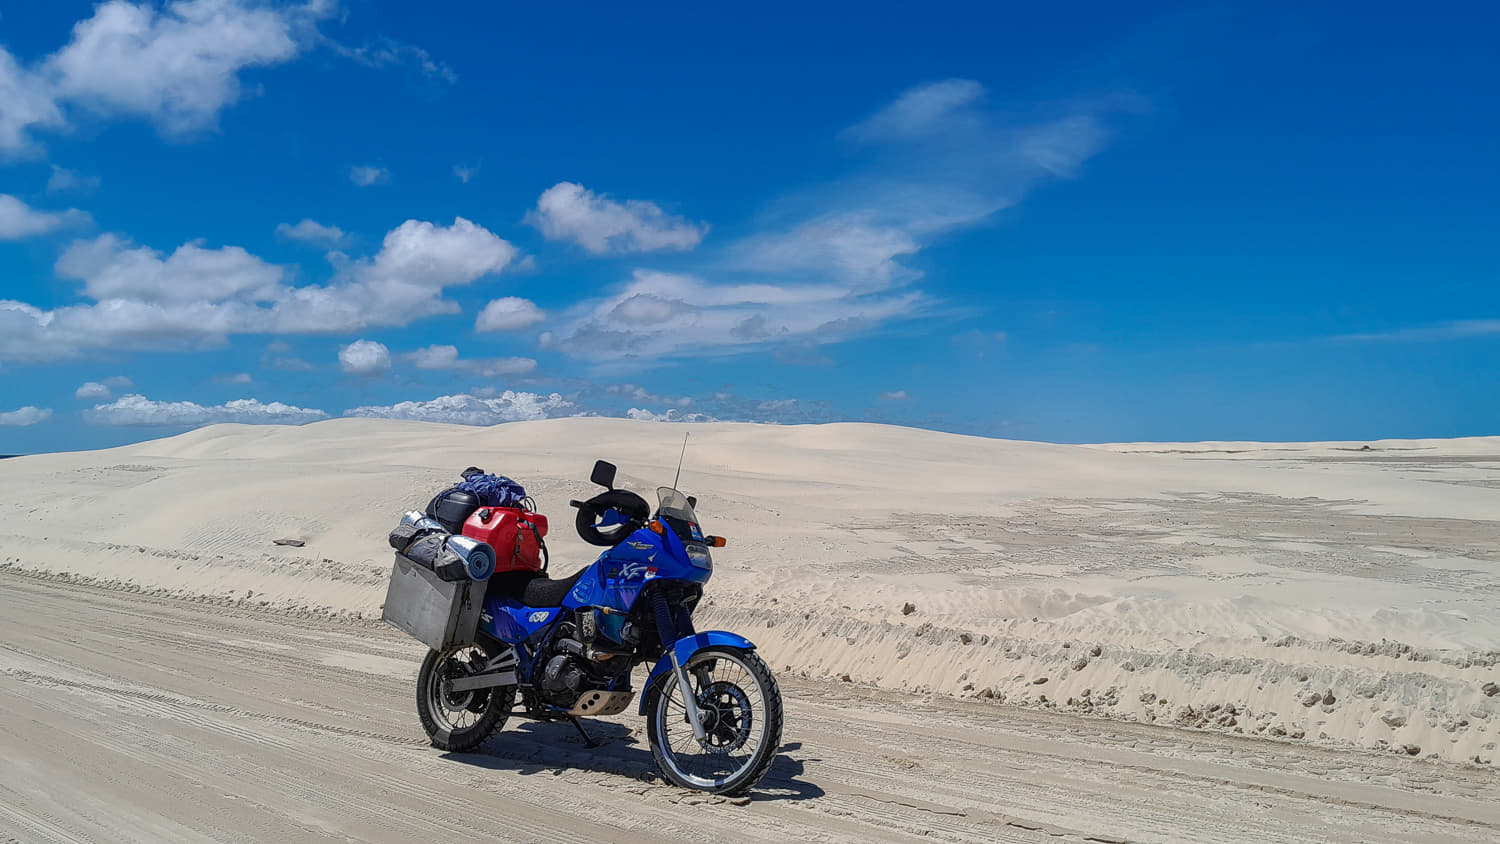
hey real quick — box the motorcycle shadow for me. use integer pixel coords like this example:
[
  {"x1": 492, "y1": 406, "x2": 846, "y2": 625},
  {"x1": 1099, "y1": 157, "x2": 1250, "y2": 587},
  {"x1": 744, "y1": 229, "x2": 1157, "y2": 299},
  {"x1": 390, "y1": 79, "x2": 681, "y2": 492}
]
[{"x1": 438, "y1": 722, "x2": 825, "y2": 802}]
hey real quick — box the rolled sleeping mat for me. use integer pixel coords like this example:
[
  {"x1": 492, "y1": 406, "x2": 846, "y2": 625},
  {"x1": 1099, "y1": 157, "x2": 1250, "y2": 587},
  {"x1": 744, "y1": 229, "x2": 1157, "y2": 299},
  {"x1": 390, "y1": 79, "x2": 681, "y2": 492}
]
[
  {"x1": 400, "y1": 533, "x2": 471, "y2": 582},
  {"x1": 444, "y1": 535, "x2": 496, "y2": 581}
]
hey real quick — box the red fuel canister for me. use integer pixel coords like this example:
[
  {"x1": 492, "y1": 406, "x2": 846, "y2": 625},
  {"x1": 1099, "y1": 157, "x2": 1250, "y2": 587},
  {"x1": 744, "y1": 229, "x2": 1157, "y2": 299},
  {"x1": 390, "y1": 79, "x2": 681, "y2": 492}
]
[{"x1": 461, "y1": 507, "x2": 548, "y2": 573}]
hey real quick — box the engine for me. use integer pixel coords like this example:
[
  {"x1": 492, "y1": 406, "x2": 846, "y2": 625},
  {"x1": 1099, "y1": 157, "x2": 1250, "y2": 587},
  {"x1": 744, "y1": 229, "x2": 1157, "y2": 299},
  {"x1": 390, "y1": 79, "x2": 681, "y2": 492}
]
[
  {"x1": 535, "y1": 620, "x2": 633, "y2": 708},
  {"x1": 540, "y1": 652, "x2": 590, "y2": 704}
]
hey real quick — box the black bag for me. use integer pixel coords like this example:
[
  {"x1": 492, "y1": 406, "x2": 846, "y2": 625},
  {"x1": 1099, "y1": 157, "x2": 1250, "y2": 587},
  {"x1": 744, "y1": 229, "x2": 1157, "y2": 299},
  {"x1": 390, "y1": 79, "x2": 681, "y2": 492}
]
[
  {"x1": 387, "y1": 523, "x2": 423, "y2": 553},
  {"x1": 425, "y1": 488, "x2": 482, "y2": 533}
]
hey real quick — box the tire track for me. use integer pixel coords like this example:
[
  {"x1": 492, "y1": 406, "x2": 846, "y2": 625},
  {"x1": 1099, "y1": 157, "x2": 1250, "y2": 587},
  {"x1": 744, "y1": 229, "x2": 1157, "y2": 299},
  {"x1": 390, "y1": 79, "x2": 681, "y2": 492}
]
[{"x1": 2, "y1": 571, "x2": 1497, "y2": 843}]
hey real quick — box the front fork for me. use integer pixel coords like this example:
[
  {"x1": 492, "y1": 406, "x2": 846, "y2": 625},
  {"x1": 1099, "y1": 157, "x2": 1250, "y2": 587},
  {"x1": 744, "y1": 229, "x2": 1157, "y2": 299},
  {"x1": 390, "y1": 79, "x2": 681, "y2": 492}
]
[{"x1": 653, "y1": 594, "x2": 708, "y2": 742}]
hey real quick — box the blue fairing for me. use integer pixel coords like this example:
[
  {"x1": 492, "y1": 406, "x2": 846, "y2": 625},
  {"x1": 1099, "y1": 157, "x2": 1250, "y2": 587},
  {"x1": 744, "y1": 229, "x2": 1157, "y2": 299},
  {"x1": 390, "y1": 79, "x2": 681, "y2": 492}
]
[
  {"x1": 477, "y1": 521, "x2": 710, "y2": 647},
  {"x1": 637, "y1": 630, "x2": 757, "y2": 714}
]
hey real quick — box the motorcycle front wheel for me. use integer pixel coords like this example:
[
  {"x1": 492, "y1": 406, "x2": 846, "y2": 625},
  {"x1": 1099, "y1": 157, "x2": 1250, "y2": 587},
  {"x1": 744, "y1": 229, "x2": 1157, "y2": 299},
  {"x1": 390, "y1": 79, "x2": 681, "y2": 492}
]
[
  {"x1": 645, "y1": 645, "x2": 783, "y2": 796},
  {"x1": 416, "y1": 641, "x2": 516, "y2": 752}
]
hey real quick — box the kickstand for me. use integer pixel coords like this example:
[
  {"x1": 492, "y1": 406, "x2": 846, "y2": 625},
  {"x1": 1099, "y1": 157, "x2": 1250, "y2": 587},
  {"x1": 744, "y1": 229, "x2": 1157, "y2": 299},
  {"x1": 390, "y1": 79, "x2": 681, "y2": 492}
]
[{"x1": 569, "y1": 717, "x2": 600, "y2": 748}]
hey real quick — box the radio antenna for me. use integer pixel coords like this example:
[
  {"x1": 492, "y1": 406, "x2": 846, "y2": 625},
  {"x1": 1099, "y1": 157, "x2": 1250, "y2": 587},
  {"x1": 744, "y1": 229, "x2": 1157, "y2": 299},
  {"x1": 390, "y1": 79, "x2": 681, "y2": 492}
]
[{"x1": 672, "y1": 431, "x2": 689, "y2": 489}]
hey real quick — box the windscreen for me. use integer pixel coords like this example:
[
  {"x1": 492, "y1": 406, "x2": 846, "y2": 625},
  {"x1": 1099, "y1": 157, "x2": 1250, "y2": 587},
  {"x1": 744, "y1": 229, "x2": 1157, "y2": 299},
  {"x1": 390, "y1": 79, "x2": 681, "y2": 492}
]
[{"x1": 656, "y1": 487, "x2": 698, "y2": 524}]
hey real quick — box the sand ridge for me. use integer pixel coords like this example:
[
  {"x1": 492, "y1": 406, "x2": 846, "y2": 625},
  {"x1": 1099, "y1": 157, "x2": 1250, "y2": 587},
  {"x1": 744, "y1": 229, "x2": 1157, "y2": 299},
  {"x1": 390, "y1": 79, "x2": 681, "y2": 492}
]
[{"x1": 0, "y1": 417, "x2": 1496, "y2": 764}]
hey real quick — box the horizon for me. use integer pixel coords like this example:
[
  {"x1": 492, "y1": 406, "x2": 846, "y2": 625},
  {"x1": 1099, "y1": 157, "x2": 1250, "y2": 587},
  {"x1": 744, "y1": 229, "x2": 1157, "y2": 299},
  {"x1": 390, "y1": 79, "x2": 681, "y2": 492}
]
[
  {"x1": 3, "y1": 2, "x2": 1496, "y2": 455},
  {"x1": 3, "y1": 413, "x2": 1496, "y2": 460}
]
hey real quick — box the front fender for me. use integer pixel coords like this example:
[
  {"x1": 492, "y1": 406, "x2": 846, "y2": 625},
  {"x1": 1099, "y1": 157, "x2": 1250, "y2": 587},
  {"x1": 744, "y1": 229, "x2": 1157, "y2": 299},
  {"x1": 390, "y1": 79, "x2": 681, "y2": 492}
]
[{"x1": 638, "y1": 630, "x2": 757, "y2": 715}]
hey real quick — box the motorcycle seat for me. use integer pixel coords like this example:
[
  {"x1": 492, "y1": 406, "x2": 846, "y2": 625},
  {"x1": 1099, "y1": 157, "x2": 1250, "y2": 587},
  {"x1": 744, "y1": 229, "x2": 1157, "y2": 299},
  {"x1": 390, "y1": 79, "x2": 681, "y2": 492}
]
[{"x1": 489, "y1": 567, "x2": 588, "y2": 609}]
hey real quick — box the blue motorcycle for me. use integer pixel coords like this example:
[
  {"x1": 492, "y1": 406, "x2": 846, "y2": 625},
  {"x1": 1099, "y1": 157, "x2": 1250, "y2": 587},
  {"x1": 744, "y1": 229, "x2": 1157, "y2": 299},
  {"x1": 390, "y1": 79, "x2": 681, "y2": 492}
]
[{"x1": 413, "y1": 460, "x2": 784, "y2": 795}]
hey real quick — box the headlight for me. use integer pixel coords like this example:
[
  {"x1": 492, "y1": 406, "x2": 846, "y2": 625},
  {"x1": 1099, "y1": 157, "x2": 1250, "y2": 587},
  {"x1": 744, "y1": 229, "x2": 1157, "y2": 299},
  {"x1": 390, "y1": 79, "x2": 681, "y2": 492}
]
[{"x1": 685, "y1": 543, "x2": 713, "y2": 569}]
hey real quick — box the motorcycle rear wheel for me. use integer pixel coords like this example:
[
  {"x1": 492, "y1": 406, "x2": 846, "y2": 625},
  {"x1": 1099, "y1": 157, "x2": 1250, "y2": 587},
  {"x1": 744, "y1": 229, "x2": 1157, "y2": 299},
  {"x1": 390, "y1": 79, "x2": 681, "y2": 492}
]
[
  {"x1": 416, "y1": 642, "x2": 516, "y2": 752},
  {"x1": 645, "y1": 645, "x2": 783, "y2": 796}
]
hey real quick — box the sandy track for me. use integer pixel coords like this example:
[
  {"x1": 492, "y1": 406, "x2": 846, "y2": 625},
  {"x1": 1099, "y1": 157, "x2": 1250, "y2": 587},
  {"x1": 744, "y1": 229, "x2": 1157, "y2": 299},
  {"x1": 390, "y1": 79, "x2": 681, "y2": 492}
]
[{"x1": 1, "y1": 571, "x2": 1496, "y2": 844}]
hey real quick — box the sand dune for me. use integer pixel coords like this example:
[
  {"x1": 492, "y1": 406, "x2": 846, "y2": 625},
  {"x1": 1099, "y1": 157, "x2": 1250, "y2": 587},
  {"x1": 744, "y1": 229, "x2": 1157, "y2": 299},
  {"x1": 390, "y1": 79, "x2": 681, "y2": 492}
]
[{"x1": 1, "y1": 417, "x2": 1496, "y2": 765}]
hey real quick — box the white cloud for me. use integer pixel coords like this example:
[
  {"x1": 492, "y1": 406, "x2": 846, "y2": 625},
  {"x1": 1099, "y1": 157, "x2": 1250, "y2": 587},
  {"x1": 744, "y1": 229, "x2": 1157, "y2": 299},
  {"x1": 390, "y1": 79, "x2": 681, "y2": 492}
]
[
  {"x1": 475, "y1": 296, "x2": 545, "y2": 332},
  {"x1": 406, "y1": 344, "x2": 536, "y2": 377},
  {"x1": 349, "y1": 165, "x2": 390, "y2": 186},
  {"x1": 0, "y1": 2, "x2": 447, "y2": 153},
  {"x1": 625, "y1": 408, "x2": 718, "y2": 423},
  {"x1": 739, "y1": 80, "x2": 1119, "y2": 289},
  {"x1": 843, "y1": 78, "x2": 986, "y2": 144},
  {"x1": 215, "y1": 372, "x2": 253, "y2": 384},
  {"x1": 85, "y1": 393, "x2": 326, "y2": 426},
  {"x1": 552, "y1": 269, "x2": 918, "y2": 363},
  {"x1": 453, "y1": 164, "x2": 477, "y2": 184},
  {"x1": 76, "y1": 375, "x2": 134, "y2": 400},
  {"x1": 338, "y1": 339, "x2": 390, "y2": 375},
  {"x1": 1333, "y1": 320, "x2": 1500, "y2": 343},
  {"x1": 0, "y1": 406, "x2": 52, "y2": 426},
  {"x1": 0, "y1": 194, "x2": 90, "y2": 239},
  {"x1": 324, "y1": 36, "x2": 455, "y2": 83},
  {"x1": 57, "y1": 233, "x2": 282, "y2": 303},
  {"x1": 548, "y1": 82, "x2": 1125, "y2": 367},
  {"x1": 879, "y1": 390, "x2": 909, "y2": 401},
  {"x1": 344, "y1": 391, "x2": 575, "y2": 425},
  {"x1": 527, "y1": 182, "x2": 707, "y2": 254},
  {"x1": 4, "y1": 216, "x2": 518, "y2": 363},
  {"x1": 737, "y1": 215, "x2": 920, "y2": 289},
  {"x1": 275, "y1": 218, "x2": 344, "y2": 246},
  {"x1": 0, "y1": 48, "x2": 65, "y2": 154},
  {"x1": 608, "y1": 384, "x2": 692, "y2": 408},
  {"x1": 47, "y1": 165, "x2": 100, "y2": 194},
  {"x1": 47, "y1": 0, "x2": 306, "y2": 136}
]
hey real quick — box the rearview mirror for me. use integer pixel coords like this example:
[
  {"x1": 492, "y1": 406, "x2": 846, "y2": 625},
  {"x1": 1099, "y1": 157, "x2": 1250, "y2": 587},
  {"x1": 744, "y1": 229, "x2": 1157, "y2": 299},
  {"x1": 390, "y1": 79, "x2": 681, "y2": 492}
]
[{"x1": 590, "y1": 460, "x2": 617, "y2": 489}]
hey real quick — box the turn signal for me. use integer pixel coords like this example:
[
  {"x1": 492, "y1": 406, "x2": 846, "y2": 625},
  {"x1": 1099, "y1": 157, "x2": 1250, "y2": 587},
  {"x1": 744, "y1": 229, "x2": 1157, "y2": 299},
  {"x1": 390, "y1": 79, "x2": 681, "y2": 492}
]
[
  {"x1": 707, "y1": 536, "x2": 727, "y2": 547},
  {"x1": 649, "y1": 520, "x2": 664, "y2": 534}
]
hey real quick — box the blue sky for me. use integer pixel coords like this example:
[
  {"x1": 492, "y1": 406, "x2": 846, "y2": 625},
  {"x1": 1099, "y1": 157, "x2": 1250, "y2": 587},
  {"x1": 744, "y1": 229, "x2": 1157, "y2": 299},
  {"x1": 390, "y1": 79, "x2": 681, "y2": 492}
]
[{"x1": 1, "y1": 1, "x2": 1495, "y2": 454}]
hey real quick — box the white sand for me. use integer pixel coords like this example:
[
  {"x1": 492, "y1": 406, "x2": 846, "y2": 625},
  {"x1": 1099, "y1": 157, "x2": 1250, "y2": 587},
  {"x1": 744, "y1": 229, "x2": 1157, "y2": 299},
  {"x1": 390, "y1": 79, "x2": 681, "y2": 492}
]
[{"x1": 1, "y1": 417, "x2": 1496, "y2": 764}]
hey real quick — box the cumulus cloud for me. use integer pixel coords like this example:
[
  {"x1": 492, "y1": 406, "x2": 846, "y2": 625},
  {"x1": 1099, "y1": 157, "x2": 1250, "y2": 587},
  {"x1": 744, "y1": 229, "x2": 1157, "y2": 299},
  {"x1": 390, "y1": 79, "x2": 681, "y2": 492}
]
[
  {"x1": 475, "y1": 296, "x2": 545, "y2": 332},
  {"x1": 0, "y1": 194, "x2": 90, "y2": 239},
  {"x1": 57, "y1": 233, "x2": 283, "y2": 303},
  {"x1": 338, "y1": 339, "x2": 390, "y2": 375},
  {"x1": 85, "y1": 393, "x2": 326, "y2": 426},
  {"x1": 3, "y1": 216, "x2": 519, "y2": 363},
  {"x1": 275, "y1": 218, "x2": 344, "y2": 246},
  {"x1": 0, "y1": 1, "x2": 450, "y2": 153},
  {"x1": 344, "y1": 391, "x2": 575, "y2": 425},
  {"x1": 0, "y1": 49, "x2": 65, "y2": 154},
  {"x1": 71, "y1": 377, "x2": 131, "y2": 401},
  {"x1": 879, "y1": 390, "x2": 909, "y2": 400},
  {"x1": 406, "y1": 344, "x2": 536, "y2": 377},
  {"x1": 453, "y1": 164, "x2": 478, "y2": 184},
  {"x1": 527, "y1": 182, "x2": 707, "y2": 254},
  {"x1": 621, "y1": 407, "x2": 714, "y2": 422},
  {"x1": 349, "y1": 165, "x2": 390, "y2": 186},
  {"x1": 0, "y1": 406, "x2": 52, "y2": 426},
  {"x1": 44, "y1": 0, "x2": 306, "y2": 137}
]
